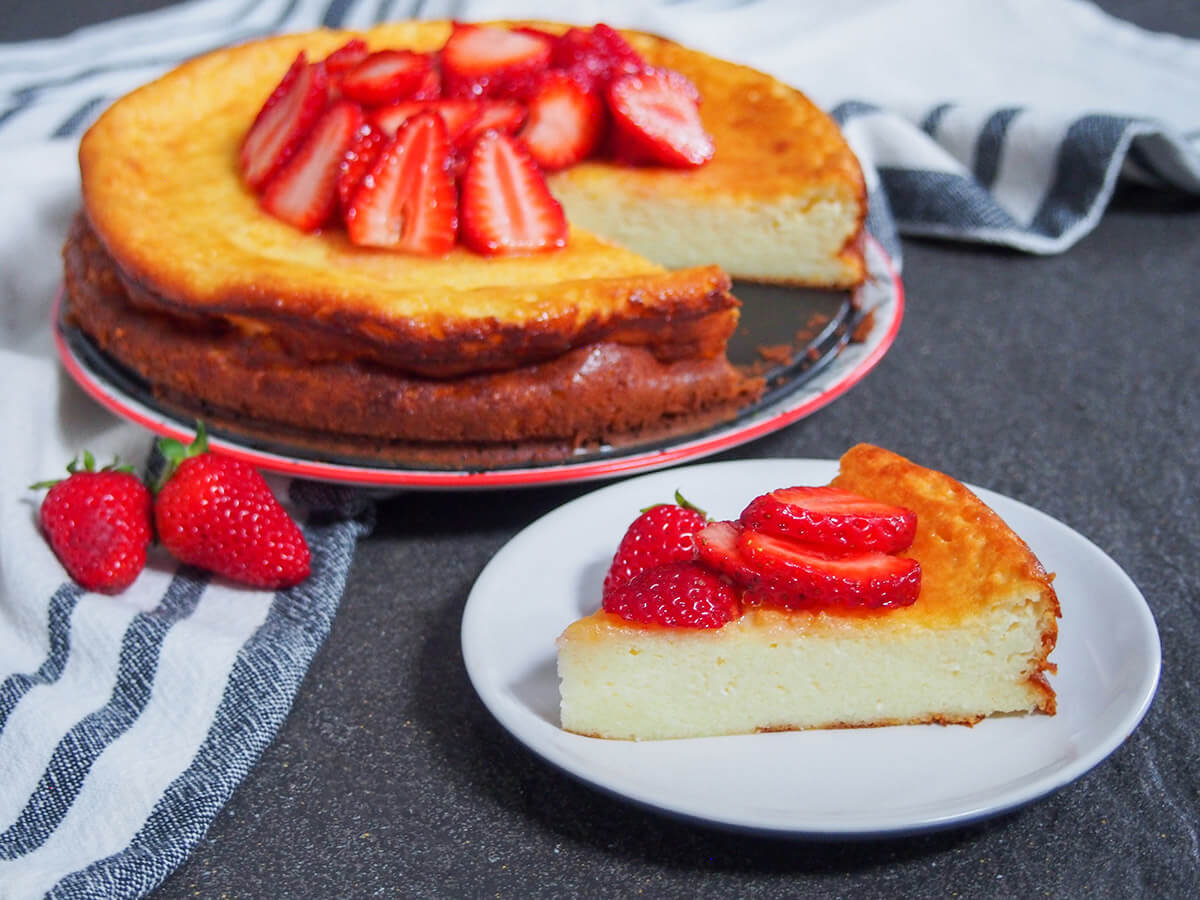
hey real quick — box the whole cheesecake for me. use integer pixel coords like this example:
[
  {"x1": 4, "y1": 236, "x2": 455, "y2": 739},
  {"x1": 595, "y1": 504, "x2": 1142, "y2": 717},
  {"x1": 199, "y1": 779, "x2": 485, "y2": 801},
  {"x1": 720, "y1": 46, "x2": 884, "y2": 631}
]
[
  {"x1": 557, "y1": 445, "x2": 1060, "y2": 740},
  {"x1": 66, "y1": 20, "x2": 867, "y2": 464}
]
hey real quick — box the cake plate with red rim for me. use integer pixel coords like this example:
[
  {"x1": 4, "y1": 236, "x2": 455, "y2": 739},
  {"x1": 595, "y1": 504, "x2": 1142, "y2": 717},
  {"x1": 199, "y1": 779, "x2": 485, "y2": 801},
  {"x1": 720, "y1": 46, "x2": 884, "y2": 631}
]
[
  {"x1": 54, "y1": 237, "x2": 902, "y2": 490},
  {"x1": 460, "y1": 457, "x2": 1162, "y2": 836}
]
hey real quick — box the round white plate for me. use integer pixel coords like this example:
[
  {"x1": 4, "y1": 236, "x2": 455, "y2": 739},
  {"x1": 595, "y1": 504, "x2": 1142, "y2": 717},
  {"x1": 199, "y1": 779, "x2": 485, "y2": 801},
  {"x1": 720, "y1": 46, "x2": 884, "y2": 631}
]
[
  {"x1": 56, "y1": 241, "x2": 901, "y2": 490},
  {"x1": 461, "y1": 458, "x2": 1161, "y2": 836}
]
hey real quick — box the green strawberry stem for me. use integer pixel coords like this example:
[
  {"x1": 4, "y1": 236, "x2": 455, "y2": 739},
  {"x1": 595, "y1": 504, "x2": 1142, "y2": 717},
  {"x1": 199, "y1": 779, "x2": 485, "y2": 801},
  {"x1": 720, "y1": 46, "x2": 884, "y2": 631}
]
[
  {"x1": 152, "y1": 420, "x2": 210, "y2": 493},
  {"x1": 30, "y1": 451, "x2": 135, "y2": 490},
  {"x1": 639, "y1": 490, "x2": 707, "y2": 519}
]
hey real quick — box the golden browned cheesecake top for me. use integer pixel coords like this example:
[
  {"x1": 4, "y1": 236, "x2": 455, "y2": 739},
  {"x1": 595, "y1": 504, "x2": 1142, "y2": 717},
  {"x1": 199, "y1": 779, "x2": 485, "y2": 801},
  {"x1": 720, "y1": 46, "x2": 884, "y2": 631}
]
[{"x1": 78, "y1": 20, "x2": 862, "y2": 373}]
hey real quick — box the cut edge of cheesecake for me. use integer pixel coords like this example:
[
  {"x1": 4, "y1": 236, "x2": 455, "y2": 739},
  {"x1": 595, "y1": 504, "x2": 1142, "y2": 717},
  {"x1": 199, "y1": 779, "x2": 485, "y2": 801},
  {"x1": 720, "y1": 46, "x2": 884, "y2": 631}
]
[{"x1": 556, "y1": 444, "x2": 1060, "y2": 741}]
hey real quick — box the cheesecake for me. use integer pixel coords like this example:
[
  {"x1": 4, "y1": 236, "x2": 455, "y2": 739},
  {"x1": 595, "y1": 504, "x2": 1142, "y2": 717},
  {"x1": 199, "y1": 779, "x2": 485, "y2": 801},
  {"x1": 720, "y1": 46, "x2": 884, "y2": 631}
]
[
  {"x1": 557, "y1": 444, "x2": 1060, "y2": 740},
  {"x1": 66, "y1": 21, "x2": 866, "y2": 464}
]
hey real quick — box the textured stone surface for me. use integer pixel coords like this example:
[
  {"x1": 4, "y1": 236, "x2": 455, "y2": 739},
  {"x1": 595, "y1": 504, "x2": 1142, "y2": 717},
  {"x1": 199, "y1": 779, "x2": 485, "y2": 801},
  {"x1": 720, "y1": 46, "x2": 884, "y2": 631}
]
[{"x1": 8, "y1": 2, "x2": 1199, "y2": 897}]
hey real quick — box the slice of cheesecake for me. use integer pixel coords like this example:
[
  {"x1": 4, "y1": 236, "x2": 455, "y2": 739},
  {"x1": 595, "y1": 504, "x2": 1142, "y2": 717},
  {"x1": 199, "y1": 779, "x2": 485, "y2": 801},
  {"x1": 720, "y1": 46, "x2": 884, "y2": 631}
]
[{"x1": 557, "y1": 444, "x2": 1060, "y2": 740}]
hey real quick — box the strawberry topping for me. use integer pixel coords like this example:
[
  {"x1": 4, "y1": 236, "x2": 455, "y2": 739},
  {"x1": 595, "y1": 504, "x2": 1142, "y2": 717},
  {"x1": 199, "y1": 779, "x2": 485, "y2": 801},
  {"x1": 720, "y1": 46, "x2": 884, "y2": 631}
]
[
  {"x1": 607, "y1": 68, "x2": 714, "y2": 167},
  {"x1": 739, "y1": 530, "x2": 922, "y2": 610},
  {"x1": 239, "y1": 53, "x2": 329, "y2": 189},
  {"x1": 459, "y1": 131, "x2": 567, "y2": 256},
  {"x1": 603, "y1": 561, "x2": 739, "y2": 629},
  {"x1": 740, "y1": 486, "x2": 918, "y2": 554},
  {"x1": 602, "y1": 495, "x2": 709, "y2": 599},
  {"x1": 323, "y1": 39, "x2": 369, "y2": 78},
  {"x1": 240, "y1": 24, "x2": 716, "y2": 252},
  {"x1": 517, "y1": 71, "x2": 606, "y2": 171},
  {"x1": 441, "y1": 24, "x2": 552, "y2": 99},
  {"x1": 345, "y1": 110, "x2": 458, "y2": 254},
  {"x1": 339, "y1": 49, "x2": 435, "y2": 106},
  {"x1": 261, "y1": 100, "x2": 365, "y2": 231},
  {"x1": 336, "y1": 122, "x2": 385, "y2": 213}
]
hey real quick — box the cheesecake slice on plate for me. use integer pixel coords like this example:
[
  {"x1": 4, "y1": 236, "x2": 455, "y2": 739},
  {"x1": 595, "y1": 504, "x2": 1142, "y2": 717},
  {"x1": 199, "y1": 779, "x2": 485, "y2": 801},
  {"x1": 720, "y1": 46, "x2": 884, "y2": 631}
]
[{"x1": 557, "y1": 444, "x2": 1060, "y2": 740}]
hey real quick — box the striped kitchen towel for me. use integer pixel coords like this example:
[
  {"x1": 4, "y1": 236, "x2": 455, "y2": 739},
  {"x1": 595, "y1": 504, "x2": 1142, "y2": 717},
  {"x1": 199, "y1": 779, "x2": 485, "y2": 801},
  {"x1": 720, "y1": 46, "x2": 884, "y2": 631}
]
[{"x1": 0, "y1": 1, "x2": 1197, "y2": 898}]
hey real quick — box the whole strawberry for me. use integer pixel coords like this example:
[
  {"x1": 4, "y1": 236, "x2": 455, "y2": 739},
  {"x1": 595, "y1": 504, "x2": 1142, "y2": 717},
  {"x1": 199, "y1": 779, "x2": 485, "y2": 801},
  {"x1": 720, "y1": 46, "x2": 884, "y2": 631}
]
[
  {"x1": 602, "y1": 491, "x2": 708, "y2": 599},
  {"x1": 33, "y1": 452, "x2": 152, "y2": 594},
  {"x1": 153, "y1": 424, "x2": 310, "y2": 588},
  {"x1": 603, "y1": 561, "x2": 739, "y2": 629}
]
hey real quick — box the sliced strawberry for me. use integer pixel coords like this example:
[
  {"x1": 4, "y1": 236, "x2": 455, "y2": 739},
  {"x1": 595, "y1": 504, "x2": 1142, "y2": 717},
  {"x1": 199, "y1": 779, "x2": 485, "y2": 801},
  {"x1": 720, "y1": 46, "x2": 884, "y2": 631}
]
[
  {"x1": 370, "y1": 99, "x2": 480, "y2": 144},
  {"x1": 323, "y1": 39, "x2": 369, "y2": 78},
  {"x1": 336, "y1": 121, "x2": 384, "y2": 213},
  {"x1": 461, "y1": 98, "x2": 526, "y2": 143},
  {"x1": 739, "y1": 530, "x2": 922, "y2": 610},
  {"x1": 695, "y1": 520, "x2": 759, "y2": 585},
  {"x1": 603, "y1": 561, "x2": 739, "y2": 629},
  {"x1": 517, "y1": 71, "x2": 606, "y2": 171},
  {"x1": 261, "y1": 100, "x2": 364, "y2": 231},
  {"x1": 344, "y1": 110, "x2": 457, "y2": 255},
  {"x1": 607, "y1": 68, "x2": 714, "y2": 168},
  {"x1": 240, "y1": 54, "x2": 329, "y2": 190},
  {"x1": 551, "y1": 24, "x2": 646, "y2": 93},
  {"x1": 441, "y1": 24, "x2": 552, "y2": 99},
  {"x1": 339, "y1": 49, "x2": 435, "y2": 106},
  {"x1": 740, "y1": 486, "x2": 918, "y2": 554},
  {"x1": 410, "y1": 64, "x2": 443, "y2": 100},
  {"x1": 459, "y1": 131, "x2": 567, "y2": 256}
]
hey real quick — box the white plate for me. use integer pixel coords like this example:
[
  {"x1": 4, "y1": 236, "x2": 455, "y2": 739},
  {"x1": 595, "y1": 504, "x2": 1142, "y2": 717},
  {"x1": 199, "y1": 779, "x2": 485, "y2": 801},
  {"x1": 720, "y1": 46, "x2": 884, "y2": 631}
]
[{"x1": 461, "y1": 458, "x2": 1161, "y2": 836}]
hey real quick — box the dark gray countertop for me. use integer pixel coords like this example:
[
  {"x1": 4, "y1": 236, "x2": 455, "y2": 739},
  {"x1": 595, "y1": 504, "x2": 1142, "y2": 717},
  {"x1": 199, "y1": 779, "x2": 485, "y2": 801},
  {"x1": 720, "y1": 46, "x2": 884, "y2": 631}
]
[{"x1": 7, "y1": 2, "x2": 1199, "y2": 897}]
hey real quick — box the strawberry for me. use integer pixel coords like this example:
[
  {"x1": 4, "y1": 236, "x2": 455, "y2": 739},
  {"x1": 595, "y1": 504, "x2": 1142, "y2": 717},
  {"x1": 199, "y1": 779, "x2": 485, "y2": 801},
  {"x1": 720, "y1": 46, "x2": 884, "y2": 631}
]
[
  {"x1": 551, "y1": 24, "x2": 646, "y2": 93},
  {"x1": 461, "y1": 98, "x2": 526, "y2": 143},
  {"x1": 339, "y1": 49, "x2": 435, "y2": 106},
  {"x1": 323, "y1": 38, "x2": 370, "y2": 79},
  {"x1": 517, "y1": 71, "x2": 606, "y2": 171},
  {"x1": 607, "y1": 68, "x2": 714, "y2": 168},
  {"x1": 261, "y1": 100, "x2": 365, "y2": 231},
  {"x1": 336, "y1": 121, "x2": 385, "y2": 213},
  {"x1": 344, "y1": 110, "x2": 458, "y2": 255},
  {"x1": 153, "y1": 424, "x2": 310, "y2": 589},
  {"x1": 240, "y1": 53, "x2": 329, "y2": 190},
  {"x1": 602, "y1": 492, "x2": 708, "y2": 598},
  {"x1": 740, "y1": 486, "x2": 917, "y2": 554},
  {"x1": 441, "y1": 24, "x2": 552, "y2": 99},
  {"x1": 694, "y1": 520, "x2": 759, "y2": 585},
  {"x1": 603, "y1": 561, "x2": 739, "y2": 629},
  {"x1": 459, "y1": 131, "x2": 567, "y2": 256},
  {"x1": 409, "y1": 65, "x2": 443, "y2": 101},
  {"x1": 739, "y1": 530, "x2": 921, "y2": 610},
  {"x1": 33, "y1": 453, "x2": 153, "y2": 594},
  {"x1": 370, "y1": 98, "x2": 480, "y2": 144}
]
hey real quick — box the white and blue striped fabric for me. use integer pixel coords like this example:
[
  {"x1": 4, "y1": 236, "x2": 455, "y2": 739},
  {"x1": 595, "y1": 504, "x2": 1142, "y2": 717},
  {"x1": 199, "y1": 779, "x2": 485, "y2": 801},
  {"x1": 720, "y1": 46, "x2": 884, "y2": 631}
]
[{"x1": 0, "y1": 1, "x2": 1197, "y2": 897}]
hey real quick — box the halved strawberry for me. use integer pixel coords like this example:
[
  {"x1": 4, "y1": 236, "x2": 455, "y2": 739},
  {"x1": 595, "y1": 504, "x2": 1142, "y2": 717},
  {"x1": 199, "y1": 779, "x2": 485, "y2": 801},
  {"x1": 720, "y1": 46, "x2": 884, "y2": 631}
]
[
  {"x1": 323, "y1": 39, "x2": 369, "y2": 78},
  {"x1": 740, "y1": 486, "x2": 918, "y2": 554},
  {"x1": 459, "y1": 131, "x2": 567, "y2": 256},
  {"x1": 602, "y1": 494, "x2": 709, "y2": 599},
  {"x1": 240, "y1": 54, "x2": 329, "y2": 190},
  {"x1": 336, "y1": 121, "x2": 384, "y2": 213},
  {"x1": 552, "y1": 23, "x2": 646, "y2": 93},
  {"x1": 344, "y1": 111, "x2": 457, "y2": 255},
  {"x1": 739, "y1": 530, "x2": 922, "y2": 609},
  {"x1": 370, "y1": 99, "x2": 480, "y2": 144},
  {"x1": 603, "y1": 561, "x2": 739, "y2": 629},
  {"x1": 339, "y1": 49, "x2": 435, "y2": 106},
  {"x1": 441, "y1": 24, "x2": 552, "y2": 99},
  {"x1": 261, "y1": 100, "x2": 364, "y2": 231},
  {"x1": 517, "y1": 71, "x2": 606, "y2": 171},
  {"x1": 607, "y1": 68, "x2": 714, "y2": 168},
  {"x1": 410, "y1": 64, "x2": 443, "y2": 100}
]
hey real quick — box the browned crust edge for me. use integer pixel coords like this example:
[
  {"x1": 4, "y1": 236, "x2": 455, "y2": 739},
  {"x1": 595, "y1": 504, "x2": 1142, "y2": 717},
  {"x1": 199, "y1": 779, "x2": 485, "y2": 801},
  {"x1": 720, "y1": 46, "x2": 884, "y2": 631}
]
[{"x1": 63, "y1": 214, "x2": 764, "y2": 461}]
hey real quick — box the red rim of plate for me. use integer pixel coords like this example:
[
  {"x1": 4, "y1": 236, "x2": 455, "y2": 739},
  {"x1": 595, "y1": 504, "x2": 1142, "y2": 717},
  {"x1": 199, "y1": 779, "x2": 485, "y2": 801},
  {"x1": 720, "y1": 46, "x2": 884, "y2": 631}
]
[{"x1": 54, "y1": 236, "x2": 903, "y2": 490}]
